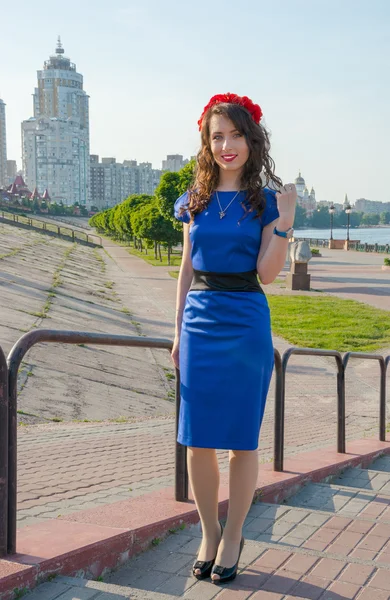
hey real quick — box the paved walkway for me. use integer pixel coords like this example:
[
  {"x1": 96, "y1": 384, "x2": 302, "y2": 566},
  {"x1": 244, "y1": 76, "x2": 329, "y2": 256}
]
[
  {"x1": 13, "y1": 234, "x2": 389, "y2": 527},
  {"x1": 288, "y1": 248, "x2": 390, "y2": 311},
  {"x1": 26, "y1": 454, "x2": 390, "y2": 599}
]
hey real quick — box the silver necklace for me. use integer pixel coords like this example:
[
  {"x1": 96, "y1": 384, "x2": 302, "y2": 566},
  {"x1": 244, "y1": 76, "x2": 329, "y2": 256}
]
[{"x1": 215, "y1": 190, "x2": 241, "y2": 219}]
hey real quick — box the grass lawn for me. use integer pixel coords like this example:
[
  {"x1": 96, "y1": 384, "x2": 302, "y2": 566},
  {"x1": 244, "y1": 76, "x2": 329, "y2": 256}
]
[
  {"x1": 169, "y1": 270, "x2": 390, "y2": 352},
  {"x1": 268, "y1": 295, "x2": 390, "y2": 352},
  {"x1": 128, "y1": 247, "x2": 182, "y2": 267}
]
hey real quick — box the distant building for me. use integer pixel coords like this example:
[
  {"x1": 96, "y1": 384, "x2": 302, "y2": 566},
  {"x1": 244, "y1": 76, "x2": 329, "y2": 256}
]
[
  {"x1": 0, "y1": 99, "x2": 7, "y2": 188},
  {"x1": 317, "y1": 199, "x2": 345, "y2": 214},
  {"x1": 354, "y1": 198, "x2": 390, "y2": 214},
  {"x1": 21, "y1": 38, "x2": 90, "y2": 206},
  {"x1": 89, "y1": 155, "x2": 162, "y2": 209},
  {"x1": 2, "y1": 174, "x2": 31, "y2": 205},
  {"x1": 294, "y1": 171, "x2": 316, "y2": 217},
  {"x1": 138, "y1": 162, "x2": 162, "y2": 195},
  {"x1": 162, "y1": 154, "x2": 188, "y2": 172},
  {"x1": 6, "y1": 160, "x2": 17, "y2": 185}
]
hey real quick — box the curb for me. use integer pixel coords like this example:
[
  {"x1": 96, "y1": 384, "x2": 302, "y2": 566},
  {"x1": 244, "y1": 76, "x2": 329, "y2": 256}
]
[{"x1": 0, "y1": 438, "x2": 389, "y2": 600}]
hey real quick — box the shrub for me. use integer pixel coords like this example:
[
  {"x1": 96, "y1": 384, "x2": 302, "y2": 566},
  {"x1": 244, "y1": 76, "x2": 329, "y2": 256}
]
[
  {"x1": 311, "y1": 248, "x2": 320, "y2": 255},
  {"x1": 384, "y1": 257, "x2": 390, "y2": 266}
]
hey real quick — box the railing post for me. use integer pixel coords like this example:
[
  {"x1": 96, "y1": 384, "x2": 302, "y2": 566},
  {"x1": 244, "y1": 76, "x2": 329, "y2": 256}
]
[
  {"x1": 0, "y1": 347, "x2": 8, "y2": 557},
  {"x1": 380, "y1": 359, "x2": 386, "y2": 442},
  {"x1": 175, "y1": 367, "x2": 188, "y2": 501},
  {"x1": 273, "y1": 349, "x2": 284, "y2": 471},
  {"x1": 7, "y1": 347, "x2": 20, "y2": 554},
  {"x1": 343, "y1": 352, "x2": 387, "y2": 445},
  {"x1": 281, "y1": 348, "x2": 345, "y2": 465},
  {"x1": 336, "y1": 356, "x2": 346, "y2": 453}
]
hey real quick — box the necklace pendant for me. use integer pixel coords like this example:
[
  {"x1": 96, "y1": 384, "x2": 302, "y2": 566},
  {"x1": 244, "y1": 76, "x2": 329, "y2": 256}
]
[{"x1": 219, "y1": 211, "x2": 226, "y2": 219}]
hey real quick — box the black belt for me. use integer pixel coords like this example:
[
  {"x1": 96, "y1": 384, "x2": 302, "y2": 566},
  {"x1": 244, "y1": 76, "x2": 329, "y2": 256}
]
[{"x1": 190, "y1": 269, "x2": 264, "y2": 293}]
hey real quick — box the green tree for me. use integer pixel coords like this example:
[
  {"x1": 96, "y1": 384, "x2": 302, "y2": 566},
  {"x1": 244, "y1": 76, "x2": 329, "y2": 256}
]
[
  {"x1": 380, "y1": 211, "x2": 390, "y2": 225},
  {"x1": 361, "y1": 213, "x2": 380, "y2": 226},
  {"x1": 293, "y1": 204, "x2": 307, "y2": 228},
  {"x1": 115, "y1": 194, "x2": 153, "y2": 241},
  {"x1": 308, "y1": 205, "x2": 331, "y2": 228},
  {"x1": 155, "y1": 172, "x2": 181, "y2": 229},
  {"x1": 131, "y1": 201, "x2": 181, "y2": 264},
  {"x1": 350, "y1": 211, "x2": 363, "y2": 227},
  {"x1": 177, "y1": 160, "x2": 195, "y2": 195},
  {"x1": 155, "y1": 160, "x2": 195, "y2": 231}
]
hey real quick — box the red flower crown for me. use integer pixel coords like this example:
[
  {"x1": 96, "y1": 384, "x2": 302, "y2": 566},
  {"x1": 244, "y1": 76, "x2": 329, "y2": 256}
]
[{"x1": 197, "y1": 93, "x2": 263, "y2": 131}]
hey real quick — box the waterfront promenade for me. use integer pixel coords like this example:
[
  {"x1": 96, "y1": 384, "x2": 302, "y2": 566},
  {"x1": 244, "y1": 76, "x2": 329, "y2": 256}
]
[{"x1": 1, "y1": 223, "x2": 389, "y2": 598}]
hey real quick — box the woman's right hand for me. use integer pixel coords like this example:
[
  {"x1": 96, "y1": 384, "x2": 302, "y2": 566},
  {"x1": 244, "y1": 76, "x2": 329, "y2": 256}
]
[{"x1": 171, "y1": 336, "x2": 180, "y2": 370}]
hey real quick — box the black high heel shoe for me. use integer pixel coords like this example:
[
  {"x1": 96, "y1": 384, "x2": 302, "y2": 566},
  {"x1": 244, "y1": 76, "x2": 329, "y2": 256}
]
[
  {"x1": 211, "y1": 537, "x2": 245, "y2": 584},
  {"x1": 192, "y1": 522, "x2": 223, "y2": 580}
]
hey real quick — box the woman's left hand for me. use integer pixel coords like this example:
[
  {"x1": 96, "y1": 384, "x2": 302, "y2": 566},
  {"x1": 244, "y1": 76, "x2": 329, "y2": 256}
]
[{"x1": 275, "y1": 183, "x2": 297, "y2": 226}]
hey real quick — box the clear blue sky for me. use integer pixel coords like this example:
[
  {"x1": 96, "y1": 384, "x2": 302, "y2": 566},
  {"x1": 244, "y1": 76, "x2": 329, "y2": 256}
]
[{"x1": 1, "y1": 0, "x2": 389, "y2": 204}]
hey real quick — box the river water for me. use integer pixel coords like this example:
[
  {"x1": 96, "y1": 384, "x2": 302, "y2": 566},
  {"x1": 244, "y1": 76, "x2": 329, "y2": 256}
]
[{"x1": 295, "y1": 227, "x2": 390, "y2": 245}]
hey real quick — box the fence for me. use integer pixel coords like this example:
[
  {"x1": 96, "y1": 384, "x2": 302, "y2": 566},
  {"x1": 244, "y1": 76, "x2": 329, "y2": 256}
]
[
  {"x1": 297, "y1": 237, "x2": 390, "y2": 254},
  {"x1": 0, "y1": 329, "x2": 389, "y2": 556},
  {"x1": 0, "y1": 211, "x2": 102, "y2": 247}
]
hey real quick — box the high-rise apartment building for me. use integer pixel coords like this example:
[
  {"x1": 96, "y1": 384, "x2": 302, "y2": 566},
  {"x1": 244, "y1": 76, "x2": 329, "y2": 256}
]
[
  {"x1": 162, "y1": 154, "x2": 188, "y2": 172},
  {"x1": 0, "y1": 99, "x2": 7, "y2": 188},
  {"x1": 22, "y1": 38, "x2": 90, "y2": 206},
  {"x1": 89, "y1": 156, "x2": 162, "y2": 209},
  {"x1": 6, "y1": 160, "x2": 17, "y2": 185}
]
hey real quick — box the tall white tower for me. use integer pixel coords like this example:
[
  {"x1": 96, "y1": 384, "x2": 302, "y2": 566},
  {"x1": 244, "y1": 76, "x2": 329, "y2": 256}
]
[
  {"x1": 0, "y1": 99, "x2": 7, "y2": 188},
  {"x1": 22, "y1": 38, "x2": 90, "y2": 206}
]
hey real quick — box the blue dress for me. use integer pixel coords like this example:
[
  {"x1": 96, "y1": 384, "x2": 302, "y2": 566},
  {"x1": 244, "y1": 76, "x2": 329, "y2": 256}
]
[{"x1": 174, "y1": 189, "x2": 279, "y2": 451}]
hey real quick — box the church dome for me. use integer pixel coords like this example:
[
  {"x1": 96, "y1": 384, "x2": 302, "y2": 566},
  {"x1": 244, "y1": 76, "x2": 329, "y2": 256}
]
[{"x1": 295, "y1": 171, "x2": 305, "y2": 185}]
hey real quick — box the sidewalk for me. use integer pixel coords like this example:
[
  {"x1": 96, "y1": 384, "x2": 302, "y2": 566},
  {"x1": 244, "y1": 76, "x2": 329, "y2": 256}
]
[
  {"x1": 15, "y1": 239, "x2": 390, "y2": 528},
  {"x1": 5, "y1": 442, "x2": 390, "y2": 600},
  {"x1": 294, "y1": 248, "x2": 390, "y2": 311}
]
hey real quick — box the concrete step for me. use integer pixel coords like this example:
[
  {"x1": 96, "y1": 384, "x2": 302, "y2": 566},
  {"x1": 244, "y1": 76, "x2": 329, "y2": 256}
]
[
  {"x1": 26, "y1": 525, "x2": 390, "y2": 600},
  {"x1": 24, "y1": 504, "x2": 390, "y2": 598},
  {"x1": 21, "y1": 455, "x2": 390, "y2": 600},
  {"x1": 331, "y1": 466, "x2": 390, "y2": 493},
  {"x1": 284, "y1": 480, "x2": 390, "y2": 519},
  {"x1": 23, "y1": 575, "x2": 176, "y2": 599},
  {"x1": 365, "y1": 455, "x2": 390, "y2": 473}
]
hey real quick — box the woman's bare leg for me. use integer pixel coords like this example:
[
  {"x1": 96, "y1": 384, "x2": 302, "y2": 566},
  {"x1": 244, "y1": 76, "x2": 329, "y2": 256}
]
[
  {"x1": 187, "y1": 447, "x2": 222, "y2": 575},
  {"x1": 211, "y1": 449, "x2": 258, "y2": 581}
]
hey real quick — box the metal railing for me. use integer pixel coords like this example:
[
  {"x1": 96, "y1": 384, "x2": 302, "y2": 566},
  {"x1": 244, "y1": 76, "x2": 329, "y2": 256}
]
[
  {"x1": 5, "y1": 330, "x2": 174, "y2": 555},
  {"x1": 343, "y1": 353, "x2": 387, "y2": 442},
  {"x1": 296, "y1": 237, "x2": 390, "y2": 254},
  {"x1": 274, "y1": 348, "x2": 345, "y2": 472},
  {"x1": 0, "y1": 331, "x2": 389, "y2": 557},
  {"x1": 0, "y1": 211, "x2": 102, "y2": 247}
]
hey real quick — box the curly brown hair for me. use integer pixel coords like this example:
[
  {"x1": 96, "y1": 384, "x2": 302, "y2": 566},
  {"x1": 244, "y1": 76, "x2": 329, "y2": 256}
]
[{"x1": 182, "y1": 102, "x2": 282, "y2": 221}]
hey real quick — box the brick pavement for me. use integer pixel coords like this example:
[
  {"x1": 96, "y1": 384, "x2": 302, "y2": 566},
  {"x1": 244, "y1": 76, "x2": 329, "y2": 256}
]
[
  {"x1": 11, "y1": 235, "x2": 389, "y2": 527},
  {"x1": 25, "y1": 454, "x2": 390, "y2": 599}
]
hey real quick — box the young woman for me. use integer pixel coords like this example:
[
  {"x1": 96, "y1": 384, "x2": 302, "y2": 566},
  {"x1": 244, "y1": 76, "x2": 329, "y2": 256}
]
[{"x1": 171, "y1": 93, "x2": 297, "y2": 585}]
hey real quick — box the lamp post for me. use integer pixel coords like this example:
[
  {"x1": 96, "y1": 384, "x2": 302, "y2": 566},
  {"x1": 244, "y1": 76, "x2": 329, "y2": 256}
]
[
  {"x1": 329, "y1": 203, "x2": 335, "y2": 242},
  {"x1": 345, "y1": 203, "x2": 352, "y2": 248}
]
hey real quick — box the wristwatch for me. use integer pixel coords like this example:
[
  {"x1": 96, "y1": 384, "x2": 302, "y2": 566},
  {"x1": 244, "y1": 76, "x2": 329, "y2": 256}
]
[{"x1": 273, "y1": 226, "x2": 294, "y2": 239}]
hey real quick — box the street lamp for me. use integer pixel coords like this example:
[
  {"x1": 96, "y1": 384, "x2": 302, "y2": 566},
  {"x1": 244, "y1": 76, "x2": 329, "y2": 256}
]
[
  {"x1": 329, "y1": 203, "x2": 335, "y2": 241},
  {"x1": 345, "y1": 202, "x2": 352, "y2": 244}
]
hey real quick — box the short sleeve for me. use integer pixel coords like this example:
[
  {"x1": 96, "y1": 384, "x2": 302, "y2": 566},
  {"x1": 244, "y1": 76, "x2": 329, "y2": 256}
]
[
  {"x1": 261, "y1": 188, "x2": 279, "y2": 227},
  {"x1": 174, "y1": 192, "x2": 191, "y2": 224}
]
